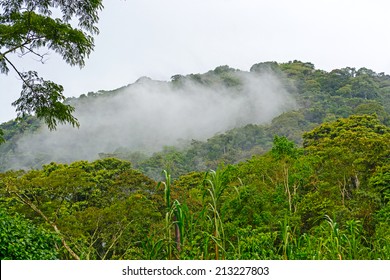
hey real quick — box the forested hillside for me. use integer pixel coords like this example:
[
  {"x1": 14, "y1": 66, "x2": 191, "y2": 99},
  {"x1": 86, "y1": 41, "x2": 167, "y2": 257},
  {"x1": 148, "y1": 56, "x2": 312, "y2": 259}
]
[
  {"x1": 1, "y1": 61, "x2": 390, "y2": 177},
  {"x1": 1, "y1": 61, "x2": 389, "y2": 260}
]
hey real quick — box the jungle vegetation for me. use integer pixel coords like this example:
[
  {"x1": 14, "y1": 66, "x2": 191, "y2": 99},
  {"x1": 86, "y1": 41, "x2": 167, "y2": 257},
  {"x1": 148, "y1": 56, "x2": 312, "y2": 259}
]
[{"x1": 0, "y1": 61, "x2": 389, "y2": 259}]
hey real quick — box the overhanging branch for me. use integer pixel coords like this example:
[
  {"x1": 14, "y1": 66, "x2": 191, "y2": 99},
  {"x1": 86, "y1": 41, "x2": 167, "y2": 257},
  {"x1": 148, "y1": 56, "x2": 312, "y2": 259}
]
[{"x1": 2, "y1": 54, "x2": 35, "y2": 92}]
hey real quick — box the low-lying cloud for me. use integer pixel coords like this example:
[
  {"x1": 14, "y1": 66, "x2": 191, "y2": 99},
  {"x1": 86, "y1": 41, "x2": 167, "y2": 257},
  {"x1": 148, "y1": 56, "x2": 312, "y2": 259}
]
[{"x1": 9, "y1": 71, "x2": 296, "y2": 169}]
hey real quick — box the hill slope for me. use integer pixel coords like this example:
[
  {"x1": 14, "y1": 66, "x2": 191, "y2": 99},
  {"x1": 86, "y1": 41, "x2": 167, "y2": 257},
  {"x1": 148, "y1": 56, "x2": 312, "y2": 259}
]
[
  {"x1": 1, "y1": 61, "x2": 389, "y2": 177},
  {"x1": 1, "y1": 61, "x2": 390, "y2": 260}
]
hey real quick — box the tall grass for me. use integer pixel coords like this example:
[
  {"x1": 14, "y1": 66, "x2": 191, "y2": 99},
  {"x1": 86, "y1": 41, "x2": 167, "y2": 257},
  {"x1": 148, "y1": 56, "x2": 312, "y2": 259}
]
[
  {"x1": 157, "y1": 170, "x2": 186, "y2": 259},
  {"x1": 153, "y1": 169, "x2": 386, "y2": 260}
]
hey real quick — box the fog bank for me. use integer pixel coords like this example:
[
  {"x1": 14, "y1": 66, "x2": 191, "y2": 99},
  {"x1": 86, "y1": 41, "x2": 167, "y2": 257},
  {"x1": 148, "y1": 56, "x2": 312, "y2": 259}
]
[{"x1": 10, "y1": 71, "x2": 296, "y2": 168}]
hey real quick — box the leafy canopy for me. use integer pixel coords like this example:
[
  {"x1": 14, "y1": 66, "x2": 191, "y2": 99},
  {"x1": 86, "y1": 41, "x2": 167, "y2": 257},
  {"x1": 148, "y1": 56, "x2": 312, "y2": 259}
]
[{"x1": 0, "y1": 0, "x2": 104, "y2": 140}]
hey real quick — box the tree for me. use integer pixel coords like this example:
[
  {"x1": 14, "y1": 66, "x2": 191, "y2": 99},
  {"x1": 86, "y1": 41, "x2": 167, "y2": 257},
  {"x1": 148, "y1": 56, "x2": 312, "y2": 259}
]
[
  {"x1": 1, "y1": 158, "x2": 162, "y2": 259},
  {"x1": 0, "y1": 0, "x2": 104, "y2": 142},
  {"x1": 301, "y1": 115, "x2": 390, "y2": 230}
]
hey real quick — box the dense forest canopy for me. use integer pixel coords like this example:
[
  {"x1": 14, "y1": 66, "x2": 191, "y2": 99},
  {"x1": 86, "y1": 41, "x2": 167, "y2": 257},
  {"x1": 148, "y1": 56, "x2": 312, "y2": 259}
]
[{"x1": 0, "y1": 61, "x2": 389, "y2": 260}]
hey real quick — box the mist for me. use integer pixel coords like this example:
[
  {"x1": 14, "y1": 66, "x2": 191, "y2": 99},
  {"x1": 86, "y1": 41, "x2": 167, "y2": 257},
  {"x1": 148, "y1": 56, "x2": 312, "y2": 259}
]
[{"x1": 10, "y1": 71, "x2": 296, "y2": 168}]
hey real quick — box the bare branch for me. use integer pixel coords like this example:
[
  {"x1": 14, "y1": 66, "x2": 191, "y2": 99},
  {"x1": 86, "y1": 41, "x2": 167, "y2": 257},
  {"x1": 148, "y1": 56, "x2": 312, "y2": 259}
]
[
  {"x1": 102, "y1": 220, "x2": 134, "y2": 260},
  {"x1": 17, "y1": 46, "x2": 49, "y2": 64},
  {"x1": 2, "y1": 54, "x2": 33, "y2": 90}
]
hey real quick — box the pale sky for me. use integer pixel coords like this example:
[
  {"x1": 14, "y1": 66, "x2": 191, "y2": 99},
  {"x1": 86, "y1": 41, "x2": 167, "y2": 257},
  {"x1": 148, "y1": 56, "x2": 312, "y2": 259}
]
[{"x1": 1, "y1": 0, "x2": 390, "y2": 123}]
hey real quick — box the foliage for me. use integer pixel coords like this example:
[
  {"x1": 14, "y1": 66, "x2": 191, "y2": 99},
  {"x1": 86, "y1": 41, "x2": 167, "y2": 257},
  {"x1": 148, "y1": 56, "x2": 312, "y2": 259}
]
[
  {"x1": 0, "y1": 158, "x2": 161, "y2": 259},
  {"x1": 0, "y1": 0, "x2": 104, "y2": 138},
  {"x1": 2, "y1": 61, "x2": 390, "y2": 174},
  {"x1": 0, "y1": 207, "x2": 59, "y2": 260},
  {"x1": 0, "y1": 61, "x2": 390, "y2": 259},
  {"x1": 1, "y1": 114, "x2": 389, "y2": 259}
]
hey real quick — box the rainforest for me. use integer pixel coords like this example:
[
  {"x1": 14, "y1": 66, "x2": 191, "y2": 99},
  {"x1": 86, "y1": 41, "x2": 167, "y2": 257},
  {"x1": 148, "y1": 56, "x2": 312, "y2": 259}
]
[{"x1": 0, "y1": 61, "x2": 389, "y2": 260}]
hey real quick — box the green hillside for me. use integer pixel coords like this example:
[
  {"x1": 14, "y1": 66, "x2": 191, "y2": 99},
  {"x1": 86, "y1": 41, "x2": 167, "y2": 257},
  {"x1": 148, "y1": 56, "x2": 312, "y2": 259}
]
[
  {"x1": 1, "y1": 61, "x2": 390, "y2": 177},
  {"x1": 0, "y1": 61, "x2": 389, "y2": 260}
]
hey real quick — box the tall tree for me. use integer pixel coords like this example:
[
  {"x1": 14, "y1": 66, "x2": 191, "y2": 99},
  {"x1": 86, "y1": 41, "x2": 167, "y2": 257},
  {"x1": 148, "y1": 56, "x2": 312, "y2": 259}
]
[{"x1": 0, "y1": 0, "x2": 104, "y2": 142}]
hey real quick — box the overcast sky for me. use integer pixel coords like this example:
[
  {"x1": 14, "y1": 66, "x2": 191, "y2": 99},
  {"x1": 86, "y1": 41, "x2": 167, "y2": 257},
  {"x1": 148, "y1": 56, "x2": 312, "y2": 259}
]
[{"x1": 1, "y1": 0, "x2": 390, "y2": 123}]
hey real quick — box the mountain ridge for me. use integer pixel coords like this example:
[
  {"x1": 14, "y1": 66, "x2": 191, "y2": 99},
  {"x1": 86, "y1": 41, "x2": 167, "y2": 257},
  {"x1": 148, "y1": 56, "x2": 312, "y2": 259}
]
[{"x1": 1, "y1": 60, "x2": 389, "y2": 177}]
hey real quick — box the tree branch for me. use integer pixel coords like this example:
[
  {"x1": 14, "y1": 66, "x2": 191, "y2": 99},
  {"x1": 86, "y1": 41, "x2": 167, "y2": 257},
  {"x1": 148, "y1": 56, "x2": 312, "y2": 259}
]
[
  {"x1": 2, "y1": 54, "x2": 32, "y2": 89},
  {"x1": 18, "y1": 46, "x2": 49, "y2": 64},
  {"x1": 1, "y1": 40, "x2": 32, "y2": 57},
  {"x1": 8, "y1": 190, "x2": 81, "y2": 260},
  {"x1": 102, "y1": 220, "x2": 134, "y2": 260},
  {"x1": 1, "y1": 33, "x2": 47, "y2": 57}
]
